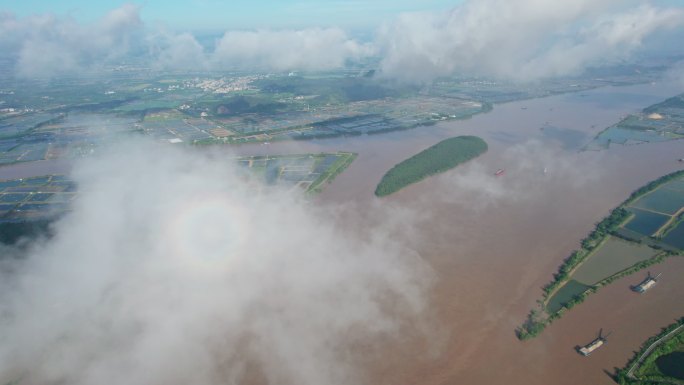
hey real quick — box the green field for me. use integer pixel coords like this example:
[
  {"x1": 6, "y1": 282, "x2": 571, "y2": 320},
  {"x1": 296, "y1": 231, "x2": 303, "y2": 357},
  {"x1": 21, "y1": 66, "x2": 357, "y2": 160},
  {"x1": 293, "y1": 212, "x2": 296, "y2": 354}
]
[{"x1": 375, "y1": 136, "x2": 488, "y2": 197}]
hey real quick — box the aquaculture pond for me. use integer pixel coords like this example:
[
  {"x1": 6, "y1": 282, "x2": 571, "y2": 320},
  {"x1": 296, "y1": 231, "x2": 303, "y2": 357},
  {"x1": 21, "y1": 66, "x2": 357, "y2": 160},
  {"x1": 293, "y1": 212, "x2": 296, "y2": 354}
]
[
  {"x1": 547, "y1": 279, "x2": 592, "y2": 314},
  {"x1": 632, "y1": 187, "x2": 684, "y2": 215},
  {"x1": 662, "y1": 222, "x2": 684, "y2": 250},
  {"x1": 655, "y1": 351, "x2": 684, "y2": 380},
  {"x1": 666, "y1": 179, "x2": 684, "y2": 192},
  {"x1": 0, "y1": 175, "x2": 76, "y2": 222},
  {"x1": 587, "y1": 126, "x2": 672, "y2": 149},
  {"x1": 572, "y1": 237, "x2": 656, "y2": 285},
  {"x1": 623, "y1": 208, "x2": 670, "y2": 236}
]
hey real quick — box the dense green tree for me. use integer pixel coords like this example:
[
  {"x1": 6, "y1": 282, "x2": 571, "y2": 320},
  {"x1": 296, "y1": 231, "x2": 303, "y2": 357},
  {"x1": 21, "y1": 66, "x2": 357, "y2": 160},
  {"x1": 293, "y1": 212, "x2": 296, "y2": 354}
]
[{"x1": 375, "y1": 136, "x2": 487, "y2": 197}]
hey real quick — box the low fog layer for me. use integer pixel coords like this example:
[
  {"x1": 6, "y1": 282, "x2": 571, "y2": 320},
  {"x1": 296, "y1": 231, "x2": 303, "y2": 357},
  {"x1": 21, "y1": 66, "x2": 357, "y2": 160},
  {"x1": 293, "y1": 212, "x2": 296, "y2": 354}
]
[
  {"x1": 0, "y1": 142, "x2": 431, "y2": 385},
  {"x1": 1, "y1": 0, "x2": 683, "y2": 80},
  {"x1": 435, "y1": 140, "x2": 603, "y2": 209}
]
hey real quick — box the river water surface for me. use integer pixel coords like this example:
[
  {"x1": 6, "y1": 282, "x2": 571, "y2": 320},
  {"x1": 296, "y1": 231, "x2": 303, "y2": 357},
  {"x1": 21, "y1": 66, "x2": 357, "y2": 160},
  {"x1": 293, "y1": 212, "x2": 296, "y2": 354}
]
[{"x1": 2, "y1": 82, "x2": 684, "y2": 385}]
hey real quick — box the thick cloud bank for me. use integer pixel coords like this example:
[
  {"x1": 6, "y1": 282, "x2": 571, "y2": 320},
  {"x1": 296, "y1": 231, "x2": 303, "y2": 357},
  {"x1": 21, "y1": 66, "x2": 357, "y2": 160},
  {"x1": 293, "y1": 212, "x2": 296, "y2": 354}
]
[
  {"x1": 0, "y1": 143, "x2": 430, "y2": 385},
  {"x1": 0, "y1": 5, "x2": 368, "y2": 77},
  {"x1": 378, "y1": 0, "x2": 684, "y2": 82},
  {"x1": 0, "y1": 4, "x2": 143, "y2": 78},
  {"x1": 1, "y1": 2, "x2": 683, "y2": 79},
  {"x1": 211, "y1": 28, "x2": 371, "y2": 72}
]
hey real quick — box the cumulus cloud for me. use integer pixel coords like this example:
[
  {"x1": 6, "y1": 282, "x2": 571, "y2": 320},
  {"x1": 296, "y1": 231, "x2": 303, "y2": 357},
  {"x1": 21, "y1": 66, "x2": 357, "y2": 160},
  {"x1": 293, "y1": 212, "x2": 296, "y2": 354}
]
[
  {"x1": 0, "y1": 6, "x2": 371, "y2": 77},
  {"x1": 152, "y1": 27, "x2": 372, "y2": 72},
  {"x1": 3, "y1": 1, "x2": 684, "y2": 80},
  {"x1": 211, "y1": 28, "x2": 372, "y2": 72},
  {"x1": 377, "y1": 0, "x2": 684, "y2": 82},
  {"x1": 150, "y1": 31, "x2": 209, "y2": 71},
  {"x1": 0, "y1": 4, "x2": 143, "y2": 78},
  {"x1": 0, "y1": 142, "x2": 431, "y2": 385}
]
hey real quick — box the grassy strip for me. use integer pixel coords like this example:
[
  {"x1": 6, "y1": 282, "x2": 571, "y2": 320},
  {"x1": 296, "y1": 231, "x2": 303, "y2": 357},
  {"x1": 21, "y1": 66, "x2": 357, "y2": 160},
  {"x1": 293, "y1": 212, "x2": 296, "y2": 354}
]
[
  {"x1": 516, "y1": 170, "x2": 684, "y2": 340},
  {"x1": 374, "y1": 136, "x2": 488, "y2": 197},
  {"x1": 614, "y1": 317, "x2": 684, "y2": 384},
  {"x1": 308, "y1": 152, "x2": 357, "y2": 194},
  {"x1": 655, "y1": 208, "x2": 684, "y2": 238}
]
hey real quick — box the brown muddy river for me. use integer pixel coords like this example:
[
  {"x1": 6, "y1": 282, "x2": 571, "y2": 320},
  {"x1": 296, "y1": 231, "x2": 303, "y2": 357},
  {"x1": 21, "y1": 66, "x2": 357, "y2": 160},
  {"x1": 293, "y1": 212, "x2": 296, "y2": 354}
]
[
  {"x1": 233, "y1": 82, "x2": 684, "y2": 385},
  {"x1": 2, "y1": 82, "x2": 684, "y2": 385}
]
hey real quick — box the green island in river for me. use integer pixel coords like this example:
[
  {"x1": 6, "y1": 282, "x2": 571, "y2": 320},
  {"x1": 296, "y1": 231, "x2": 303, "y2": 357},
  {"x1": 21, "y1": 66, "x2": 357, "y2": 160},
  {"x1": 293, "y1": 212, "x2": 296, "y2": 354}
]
[{"x1": 375, "y1": 135, "x2": 488, "y2": 197}]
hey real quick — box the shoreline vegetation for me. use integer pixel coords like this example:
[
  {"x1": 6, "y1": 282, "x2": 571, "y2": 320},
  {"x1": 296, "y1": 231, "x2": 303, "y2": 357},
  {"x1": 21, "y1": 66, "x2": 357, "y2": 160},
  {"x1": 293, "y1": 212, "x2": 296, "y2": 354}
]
[
  {"x1": 308, "y1": 152, "x2": 357, "y2": 194},
  {"x1": 374, "y1": 136, "x2": 488, "y2": 197},
  {"x1": 517, "y1": 170, "x2": 684, "y2": 340},
  {"x1": 195, "y1": 103, "x2": 494, "y2": 146},
  {"x1": 614, "y1": 317, "x2": 684, "y2": 384},
  {"x1": 0, "y1": 153, "x2": 357, "y2": 246}
]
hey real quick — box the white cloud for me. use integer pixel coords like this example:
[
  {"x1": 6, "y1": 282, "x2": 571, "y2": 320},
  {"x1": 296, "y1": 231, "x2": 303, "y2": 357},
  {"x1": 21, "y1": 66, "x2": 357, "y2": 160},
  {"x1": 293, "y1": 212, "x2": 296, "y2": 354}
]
[
  {"x1": 151, "y1": 32, "x2": 209, "y2": 71},
  {"x1": 0, "y1": 141, "x2": 431, "y2": 385},
  {"x1": 2, "y1": 1, "x2": 684, "y2": 80},
  {"x1": 0, "y1": 6, "x2": 371, "y2": 76},
  {"x1": 377, "y1": 0, "x2": 684, "y2": 82},
  {"x1": 1, "y1": 4, "x2": 143, "y2": 78},
  {"x1": 212, "y1": 28, "x2": 372, "y2": 72}
]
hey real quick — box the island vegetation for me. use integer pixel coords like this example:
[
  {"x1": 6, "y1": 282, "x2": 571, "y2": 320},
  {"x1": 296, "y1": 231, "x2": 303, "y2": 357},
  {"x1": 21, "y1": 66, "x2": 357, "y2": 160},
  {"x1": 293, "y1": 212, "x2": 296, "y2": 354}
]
[
  {"x1": 517, "y1": 170, "x2": 684, "y2": 340},
  {"x1": 374, "y1": 135, "x2": 488, "y2": 197}
]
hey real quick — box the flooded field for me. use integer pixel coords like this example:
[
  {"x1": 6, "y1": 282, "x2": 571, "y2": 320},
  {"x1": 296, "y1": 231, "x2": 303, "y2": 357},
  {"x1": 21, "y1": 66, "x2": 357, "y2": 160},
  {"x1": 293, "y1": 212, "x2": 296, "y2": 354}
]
[{"x1": 2, "y1": 81, "x2": 684, "y2": 385}]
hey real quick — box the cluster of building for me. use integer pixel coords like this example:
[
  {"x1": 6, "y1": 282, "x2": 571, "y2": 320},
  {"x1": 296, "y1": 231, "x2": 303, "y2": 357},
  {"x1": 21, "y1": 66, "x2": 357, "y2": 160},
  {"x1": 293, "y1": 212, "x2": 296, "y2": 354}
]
[{"x1": 192, "y1": 75, "x2": 264, "y2": 94}]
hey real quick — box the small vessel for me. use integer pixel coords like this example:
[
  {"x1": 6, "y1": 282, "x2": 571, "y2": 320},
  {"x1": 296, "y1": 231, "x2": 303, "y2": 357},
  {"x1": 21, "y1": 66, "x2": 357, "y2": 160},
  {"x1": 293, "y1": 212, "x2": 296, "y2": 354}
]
[
  {"x1": 577, "y1": 329, "x2": 611, "y2": 356},
  {"x1": 631, "y1": 272, "x2": 662, "y2": 293},
  {"x1": 495, "y1": 169, "x2": 505, "y2": 176}
]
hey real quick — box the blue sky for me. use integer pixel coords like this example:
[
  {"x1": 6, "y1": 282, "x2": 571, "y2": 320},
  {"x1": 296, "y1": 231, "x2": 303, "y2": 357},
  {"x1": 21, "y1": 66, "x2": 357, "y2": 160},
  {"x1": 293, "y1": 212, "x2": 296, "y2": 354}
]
[{"x1": 0, "y1": 0, "x2": 460, "y2": 31}]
